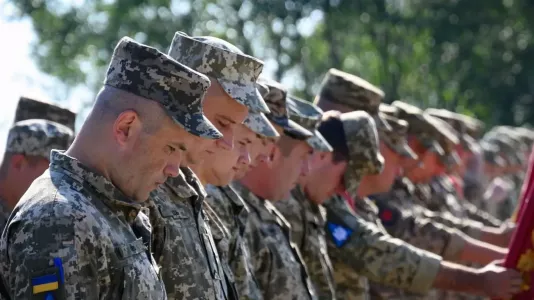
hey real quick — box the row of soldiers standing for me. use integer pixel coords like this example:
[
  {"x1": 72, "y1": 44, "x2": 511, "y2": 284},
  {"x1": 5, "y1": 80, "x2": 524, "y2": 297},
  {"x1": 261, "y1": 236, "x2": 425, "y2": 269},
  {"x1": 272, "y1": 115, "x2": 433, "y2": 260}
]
[{"x1": 0, "y1": 31, "x2": 529, "y2": 299}]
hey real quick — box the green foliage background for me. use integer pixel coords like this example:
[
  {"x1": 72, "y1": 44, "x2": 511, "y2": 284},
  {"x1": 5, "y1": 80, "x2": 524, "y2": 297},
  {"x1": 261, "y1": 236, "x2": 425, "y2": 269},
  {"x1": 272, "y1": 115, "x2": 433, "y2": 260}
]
[{"x1": 7, "y1": 0, "x2": 534, "y2": 127}]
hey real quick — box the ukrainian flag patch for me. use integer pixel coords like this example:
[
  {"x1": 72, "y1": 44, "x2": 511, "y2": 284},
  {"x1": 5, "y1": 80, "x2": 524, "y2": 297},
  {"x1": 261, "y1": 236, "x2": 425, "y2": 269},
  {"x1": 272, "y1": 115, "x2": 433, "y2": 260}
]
[{"x1": 32, "y1": 273, "x2": 59, "y2": 294}]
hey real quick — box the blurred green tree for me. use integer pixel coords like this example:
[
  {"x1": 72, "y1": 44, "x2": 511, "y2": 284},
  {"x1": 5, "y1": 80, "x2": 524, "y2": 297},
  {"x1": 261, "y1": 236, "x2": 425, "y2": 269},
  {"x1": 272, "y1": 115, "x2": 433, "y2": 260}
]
[{"x1": 7, "y1": 0, "x2": 534, "y2": 126}]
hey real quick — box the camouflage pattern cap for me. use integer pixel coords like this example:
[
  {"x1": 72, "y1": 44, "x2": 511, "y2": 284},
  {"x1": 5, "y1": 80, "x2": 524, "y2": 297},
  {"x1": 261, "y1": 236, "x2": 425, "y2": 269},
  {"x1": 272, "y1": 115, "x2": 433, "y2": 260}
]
[
  {"x1": 314, "y1": 68, "x2": 391, "y2": 131},
  {"x1": 5, "y1": 119, "x2": 74, "y2": 160},
  {"x1": 340, "y1": 110, "x2": 384, "y2": 198},
  {"x1": 426, "y1": 108, "x2": 479, "y2": 152},
  {"x1": 428, "y1": 116, "x2": 461, "y2": 155},
  {"x1": 287, "y1": 96, "x2": 332, "y2": 152},
  {"x1": 257, "y1": 77, "x2": 313, "y2": 140},
  {"x1": 481, "y1": 142, "x2": 506, "y2": 167},
  {"x1": 483, "y1": 135, "x2": 522, "y2": 166},
  {"x1": 104, "y1": 36, "x2": 221, "y2": 139},
  {"x1": 380, "y1": 113, "x2": 418, "y2": 160},
  {"x1": 460, "y1": 114, "x2": 485, "y2": 138},
  {"x1": 243, "y1": 112, "x2": 280, "y2": 138},
  {"x1": 378, "y1": 103, "x2": 399, "y2": 116},
  {"x1": 15, "y1": 97, "x2": 77, "y2": 131},
  {"x1": 242, "y1": 82, "x2": 279, "y2": 138},
  {"x1": 168, "y1": 32, "x2": 269, "y2": 113},
  {"x1": 515, "y1": 127, "x2": 534, "y2": 148},
  {"x1": 391, "y1": 101, "x2": 444, "y2": 155}
]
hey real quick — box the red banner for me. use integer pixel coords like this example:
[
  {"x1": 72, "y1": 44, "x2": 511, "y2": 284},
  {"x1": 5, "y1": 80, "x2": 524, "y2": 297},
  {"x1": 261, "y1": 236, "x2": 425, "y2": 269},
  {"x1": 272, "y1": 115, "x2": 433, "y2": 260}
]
[{"x1": 501, "y1": 146, "x2": 534, "y2": 299}]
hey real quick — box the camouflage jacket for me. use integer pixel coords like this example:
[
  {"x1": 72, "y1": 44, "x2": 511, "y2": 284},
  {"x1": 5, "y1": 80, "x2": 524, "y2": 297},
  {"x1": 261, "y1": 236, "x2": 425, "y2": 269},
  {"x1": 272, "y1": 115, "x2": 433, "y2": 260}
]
[
  {"x1": 354, "y1": 197, "x2": 428, "y2": 300},
  {"x1": 147, "y1": 167, "x2": 229, "y2": 300},
  {"x1": 369, "y1": 179, "x2": 467, "y2": 261},
  {"x1": 324, "y1": 194, "x2": 442, "y2": 300},
  {"x1": 232, "y1": 181, "x2": 317, "y2": 300},
  {"x1": 204, "y1": 184, "x2": 262, "y2": 300},
  {"x1": 435, "y1": 176, "x2": 502, "y2": 227},
  {"x1": 0, "y1": 198, "x2": 10, "y2": 233},
  {"x1": 0, "y1": 150, "x2": 166, "y2": 300},
  {"x1": 274, "y1": 186, "x2": 336, "y2": 300}
]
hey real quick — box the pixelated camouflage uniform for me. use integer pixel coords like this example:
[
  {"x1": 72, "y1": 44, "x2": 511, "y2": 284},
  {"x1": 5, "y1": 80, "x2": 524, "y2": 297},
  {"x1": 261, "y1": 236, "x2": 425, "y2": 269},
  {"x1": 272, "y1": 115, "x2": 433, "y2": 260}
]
[
  {"x1": 0, "y1": 151, "x2": 166, "y2": 299},
  {"x1": 204, "y1": 184, "x2": 263, "y2": 300},
  {"x1": 274, "y1": 186, "x2": 336, "y2": 300},
  {"x1": 232, "y1": 181, "x2": 317, "y2": 300},
  {"x1": 325, "y1": 195, "x2": 442, "y2": 300},
  {"x1": 0, "y1": 97, "x2": 77, "y2": 230},
  {"x1": 148, "y1": 167, "x2": 231, "y2": 300}
]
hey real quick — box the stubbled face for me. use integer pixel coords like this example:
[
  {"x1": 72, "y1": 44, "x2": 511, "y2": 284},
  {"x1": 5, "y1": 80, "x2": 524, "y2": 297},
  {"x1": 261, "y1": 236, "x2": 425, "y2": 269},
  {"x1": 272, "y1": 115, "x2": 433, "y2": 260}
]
[
  {"x1": 185, "y1": 81, "x2": 248, "y2": 166},
  {"x1": 301, "y1": 151, "x2": 347, "y2": 204},
  {"x1": 234, "y1": 136, "x2": 276, "y2": 179},
  {"x1": 119, "y1": 115, "x2": 195, "y2": 202},
  {"x1": 264, "y1": 138, "x2": 313, "y2": 201},
  {"x1": 199, "y1": 124, "x2": 257, "y2": 186}
]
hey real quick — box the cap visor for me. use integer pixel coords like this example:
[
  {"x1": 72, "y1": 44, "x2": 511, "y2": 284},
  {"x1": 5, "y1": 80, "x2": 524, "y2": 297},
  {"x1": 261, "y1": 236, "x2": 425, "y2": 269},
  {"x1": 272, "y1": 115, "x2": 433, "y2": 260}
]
[
  {"x1": 244, "y1": 112, "x2": 280, "y2": 138},
  {"x1": 218, "y1": 78, "x2": 271, "y2": 113},
  {"x1": 174, "y1": 112, "x2": 222, "y2": 139},
  {"x1": 307, "y1": 130, "x2": 333, "y2": 152},
  {"x1": 283, "y1": 119, "x2": 314, "y2": 139},
  {"x1": 399, "y1": 142, "x2": 418, "y2": 160},
  {"x1": 375, "y1": 113, "x2": 393, "y2": 132},
  {"x1": 428, "y1": 140, "x2": 445, "y2": 156}
]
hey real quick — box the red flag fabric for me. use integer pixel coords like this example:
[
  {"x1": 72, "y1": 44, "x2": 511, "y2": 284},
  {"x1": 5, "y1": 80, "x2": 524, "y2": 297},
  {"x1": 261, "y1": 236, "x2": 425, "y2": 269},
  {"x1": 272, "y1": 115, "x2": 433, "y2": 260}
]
[
  {"x1": 514, "y1": 147, "x2": 534, "y2": 223},
  {"x1": 501, "y1": 146, "x2": 534, "y2": 299}
]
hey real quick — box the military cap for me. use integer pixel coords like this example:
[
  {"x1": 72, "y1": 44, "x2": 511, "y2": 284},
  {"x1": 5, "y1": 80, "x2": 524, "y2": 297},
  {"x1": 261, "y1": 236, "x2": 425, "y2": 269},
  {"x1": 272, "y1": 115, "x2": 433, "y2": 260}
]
[
  {"x1": 391, "y1": 101, "x2": 444, "y2": 155},
  {"x1": 104, "y1": 36, "x2": 221, "y2": 139},
  {"x1": 380, "y1": 113, "x2": 418, "y2": 160},
  {"x1": 460, "y1": 114, "x2": 485, "y2": 138},
  {"x1": 257, "y1": 77, "x2": 313, "y2": 139},
  {"x1": 242, "y1": 82, "x2": 280, "y2": 138},
  {"x1": 14, "y1": 97, "x2": 76, "y2": 131},
  {"x1": 481, "y1": 142, "x2": 506, "y2": 167},
  {"x1": 5, "y1": 119, "x2": 74, "y2": 159},
  {"x1": 426, "y1": 108, "x2": 480, "y2": 152},
  {"x1": 243, "y1": 112, "x2": 280, "y2": 139},
  {"x1": 483, "y1": 135, "x2": 522, "y2": 166},
  {"x1": 340, "y1": 110, "x2": 384, "y2": 198},
  {"x1": 287, "y1": 96, "x2": 333, "y2": 152},
  {"x1": 314, "y1": 68, "x2": 391, "y2": 131},
  {"x1": 430, "y1": 116, "x2": 461, "y2": 154},
  {"x1": 515, "y1": 127, "x2": 534, "y2": 148},
  {"x1": 168, "y1": 32, "x2": 269, "y2": 113},
  {"x1": 378, "y1": 103, "x2": 398, "y2": 116}
]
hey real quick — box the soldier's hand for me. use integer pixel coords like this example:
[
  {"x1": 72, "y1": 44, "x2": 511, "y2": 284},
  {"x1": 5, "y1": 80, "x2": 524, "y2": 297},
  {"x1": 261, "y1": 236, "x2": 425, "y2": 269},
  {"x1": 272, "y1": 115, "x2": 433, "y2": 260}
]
[{"x1": 476, "y1": 262, "x2": 522, "y2": 299}]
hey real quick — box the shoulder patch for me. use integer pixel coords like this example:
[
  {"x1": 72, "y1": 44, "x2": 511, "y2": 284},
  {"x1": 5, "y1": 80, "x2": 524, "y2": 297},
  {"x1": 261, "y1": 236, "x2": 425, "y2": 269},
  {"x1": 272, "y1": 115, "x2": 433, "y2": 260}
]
[
  {"x1": 31, "y1": 257, "x2": 65, "y2": 299},
  {"x1": 327, "y1": 222, "x2": 353, "y2": 247},
  {"x1": 370, "y1": 197, "x2": 400, "y2": 227}
]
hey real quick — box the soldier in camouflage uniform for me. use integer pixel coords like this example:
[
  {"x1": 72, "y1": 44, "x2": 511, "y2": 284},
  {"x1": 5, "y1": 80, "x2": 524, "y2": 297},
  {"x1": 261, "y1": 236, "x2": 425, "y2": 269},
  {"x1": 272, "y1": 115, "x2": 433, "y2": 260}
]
[
  {"x1": 366, "y1": 105, "x2": 509, "y2": 269},
  {"x1": 312, "y1": 69, "x2": 522, "y2": 300},
  {"x1": 0, "y1": 97, "x2": 75, "y2": 230},
  {"x1": 233, "y1": 78, "x2": 318, "y2": 300},
  {"x1": 426, "y1": 108, "x2": 503, "y2": 228},
  {"x1": 273, "y1": 96, "x2": 336, "y2": 299},
  {"x1": 0, "y1": 37, "x2": 214, "y2": 299},
  {"x1": 383, "y1": 102, "x2": 508, "y2": 246},
  {"x1": 193, "y1": 82, "x2": 280, "y2": 299},
  {"x1": 147, "y1": 32, "x2": 271, "y2": 300}
]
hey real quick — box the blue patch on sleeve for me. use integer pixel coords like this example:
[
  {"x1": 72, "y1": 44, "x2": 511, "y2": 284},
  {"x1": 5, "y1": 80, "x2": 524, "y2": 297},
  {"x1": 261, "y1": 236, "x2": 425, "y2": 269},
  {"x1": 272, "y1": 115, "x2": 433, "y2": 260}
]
[{"x1": 327, "y1": 222, "x2": 353, "y2": 247}]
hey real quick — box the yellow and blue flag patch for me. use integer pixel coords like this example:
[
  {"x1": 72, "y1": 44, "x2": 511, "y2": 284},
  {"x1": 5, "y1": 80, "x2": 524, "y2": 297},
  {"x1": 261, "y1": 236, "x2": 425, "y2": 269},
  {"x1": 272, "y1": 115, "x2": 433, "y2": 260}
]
[{"x1": 32, "y1": 273, "x2": 59, "y2": 294}]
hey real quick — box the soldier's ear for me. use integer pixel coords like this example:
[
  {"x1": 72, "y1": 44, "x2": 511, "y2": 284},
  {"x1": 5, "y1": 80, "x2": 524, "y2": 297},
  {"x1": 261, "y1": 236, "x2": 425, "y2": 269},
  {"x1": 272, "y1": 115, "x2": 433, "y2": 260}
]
[{"x1": 113, "y1": 110, "x2": 141, "y2": 146}]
